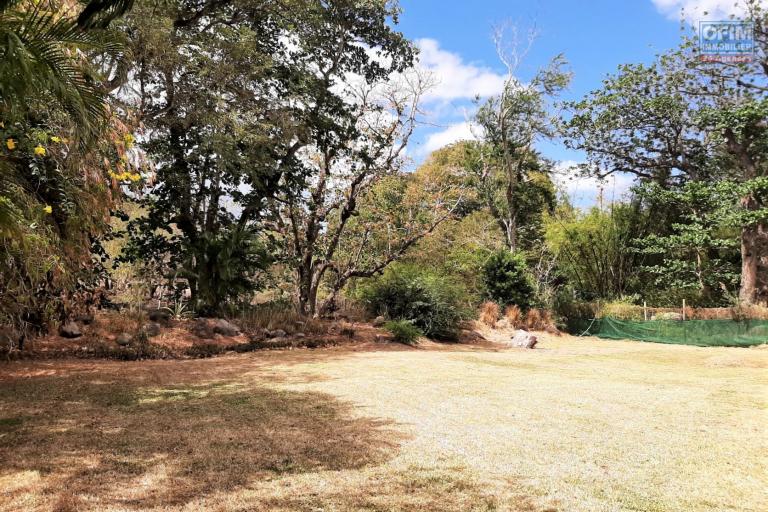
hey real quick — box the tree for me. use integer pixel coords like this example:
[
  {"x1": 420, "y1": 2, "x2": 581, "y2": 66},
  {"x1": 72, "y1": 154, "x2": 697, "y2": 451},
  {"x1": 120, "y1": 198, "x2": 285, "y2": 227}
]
[
  {"x1": 563, "y1": 5, "x2": 768, "y2": 304},
  {"x1": 544, "y1": 204, "x2": 647, "y2": 301},
  {"x1": 471, "y1": 26, "x2": 570, "y2": 251},
  {"x1": 277, "y1": 89, "x2": 467, "y2": 316},
  {"x1": 122, "y1": 0, "x2": 416, "y2": 314},
  {"x1": 0, "y1": 0, "x2": 139, "y2": 331},
  {"x1": 633, "y1": 181, "x2": 743, "y2": 305},
  {"x1": 483, "y1": 250, "x2": 535, "y2": 309}
]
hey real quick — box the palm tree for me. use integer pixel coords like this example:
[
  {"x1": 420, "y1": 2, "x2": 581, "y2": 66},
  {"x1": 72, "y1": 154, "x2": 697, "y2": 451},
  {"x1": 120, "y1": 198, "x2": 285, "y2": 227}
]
[{"x1": 0, "y1": 0, "x2": 129, "y2": 138}]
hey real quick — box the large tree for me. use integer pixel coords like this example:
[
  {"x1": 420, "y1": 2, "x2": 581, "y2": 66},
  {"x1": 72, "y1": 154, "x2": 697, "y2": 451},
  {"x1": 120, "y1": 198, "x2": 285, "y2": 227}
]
[
  {"x1": 472, "y1": 26, "x2": 570, "y2": 252},
  {"x1": 121, "y1": 0, "x2": 415, "y2": 313},
  {"x1": 276, "y1": 83, "x2": 467, "y2": 315},
  {"x1": 563, "y1": 4, "x2": 767, "y2": 304}
]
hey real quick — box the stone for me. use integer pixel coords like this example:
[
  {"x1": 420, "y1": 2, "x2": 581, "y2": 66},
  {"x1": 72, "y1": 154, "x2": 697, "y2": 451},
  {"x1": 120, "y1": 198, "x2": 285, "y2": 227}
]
[
  {"x1": 116, "y1": 333, "x2": 132, "y2": 346},
  {"x1": 148, "y1": 309, "x2": 172, "y2": 324},
  {"x1": 212, "y1": 318, "x2": 240, "y2": 336},
  {"x1": 372, "y1": 316, "x2": 386, "y2": 327},
  {"x1": 269, "y1": 329, "x2": 287, "y2": 339},
  {"x1": 191, "y1": 319, "x2": 215, "y2": 339},
  {"x1": 59, "y1": 321, "x2": 82, "y2": 339},
  {"x1": 294, "y1": 333, "x2": 306, "y2": 338},
  {"x1": 509, "y1": 329, "x2": 537, "y2": 349},
  {"x1": 142, "y1": 322, "x2": 162, "y2": 338}
]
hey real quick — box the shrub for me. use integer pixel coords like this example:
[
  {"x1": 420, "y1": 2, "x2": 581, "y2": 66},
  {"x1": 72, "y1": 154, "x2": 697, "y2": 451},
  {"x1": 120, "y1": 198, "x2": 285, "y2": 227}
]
[
  {"x1": 479, "y1": 301, "x2": 500, "y2": 326},
  {"x1": 358, "y1": 264, "x2": 469, "y2": 340},
  {"x1": 483, "y1": 250, "x2": 535, "y2": 310},
  {"x1": 384, "y1": 320, "x2": 422, "y2": 345},
  {"x1": 524, "y1": 308, "x2": 559, "y2": 333},
  {"x1": 185, "y1": 342, "x2": 226, "y2": 358},
  {"x1": 504, "y1": 305, "x2": 522, "y2": 328}
]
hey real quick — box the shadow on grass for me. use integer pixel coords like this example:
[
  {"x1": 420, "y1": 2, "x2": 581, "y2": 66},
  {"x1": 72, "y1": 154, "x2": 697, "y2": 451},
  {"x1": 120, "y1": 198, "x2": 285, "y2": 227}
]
[{"x1": 0, "y1": 371, "x2": 403, "y2": 510}]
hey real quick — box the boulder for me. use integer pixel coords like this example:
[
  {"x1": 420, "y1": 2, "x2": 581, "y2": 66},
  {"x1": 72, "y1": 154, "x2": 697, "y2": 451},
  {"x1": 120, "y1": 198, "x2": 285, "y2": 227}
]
[
  {"x1": 59, "y1": 321, "x2": 82, "y2": 339},
  {"x1": 148, "y1": 309, "x2": 172, "y2": 324},
  {"x1": 191, "y1": 319, "x2": 215, "y2": 339},
  {"x1": 212, "y1": 318, "x2": 240, "y2": 336},
  {"x1": 372, "y1": 316, "x2": 386, "y2": 327},
  {"x1": 509, "y1": 329, "x2": 537, "y2": 349},
  {"x1": 116, "y1": 333, "x2": 132, "y2": 346},
  {"x1": 269, "y1": 329, "x2": 287, "y2": 339},
  {"x1": 142, "y1": 322, "x2": 162, "y2": 338}
]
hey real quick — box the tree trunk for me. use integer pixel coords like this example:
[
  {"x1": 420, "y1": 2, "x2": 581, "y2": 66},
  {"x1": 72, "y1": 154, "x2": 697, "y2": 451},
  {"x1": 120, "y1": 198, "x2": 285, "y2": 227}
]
[{"x1": 739, "y1": 223, "x2": 758, "y2": 305}]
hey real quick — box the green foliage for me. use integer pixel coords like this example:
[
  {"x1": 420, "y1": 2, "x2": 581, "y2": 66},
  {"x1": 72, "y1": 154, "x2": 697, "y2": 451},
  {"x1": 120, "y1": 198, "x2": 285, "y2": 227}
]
[
  {"x1": 124, "y1": 0, "x2": 416, "y2": 315},
  {"x1": 634, "y1": 181, "x2": 752, "y2": 306},
  {"x1": 0, "y1": 0, "x2": 135, "y2": 331},
  {"x1": 482, "y1": 250, "x2": 535, "y2": 310},
  {"x1": 544, "y1": 204, "x2": 646, "y2": 301},
  {"x1": 384, "y1": 320, "x2": 422, "y2": 345},
  {"x1": 470, "y1": 51, "x2": 570, "y2": 251},
  {"x1": 358, "y1": 264, "x2": 469, "y2": 340}
]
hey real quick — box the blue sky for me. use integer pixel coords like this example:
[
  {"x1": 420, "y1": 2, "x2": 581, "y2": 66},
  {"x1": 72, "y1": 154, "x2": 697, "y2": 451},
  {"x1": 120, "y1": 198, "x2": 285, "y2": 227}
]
[{"x1": 393, "y1": 0, "x2": 751, "y2": 205}]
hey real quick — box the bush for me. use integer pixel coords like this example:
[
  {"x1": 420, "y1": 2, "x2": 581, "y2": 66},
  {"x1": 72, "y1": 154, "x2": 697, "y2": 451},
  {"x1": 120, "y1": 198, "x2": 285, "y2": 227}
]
[
  {"x1": 483, "y1": 250, "x2": 535, "y2": 310},
  {"x1": 358, "y1": 264, "x2": 469, "y2": 340},
  {"x1": 479, "y1": 301, "x2": 500, "y2": 326},
  {"x1": 384, "y1": 320, "x2": 422, "y2": 345}
]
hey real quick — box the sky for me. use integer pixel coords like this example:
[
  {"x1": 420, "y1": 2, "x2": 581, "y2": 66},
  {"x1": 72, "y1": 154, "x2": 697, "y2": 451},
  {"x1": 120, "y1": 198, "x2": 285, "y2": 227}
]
[{"x1": 393, "y1": 0, "x2": 754, "y2": 206}]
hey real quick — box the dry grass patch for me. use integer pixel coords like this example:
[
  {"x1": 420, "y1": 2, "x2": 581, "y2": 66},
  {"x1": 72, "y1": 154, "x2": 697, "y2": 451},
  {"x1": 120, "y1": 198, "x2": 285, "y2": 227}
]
[
  {"x1": 478, "y1": 301, "x2": 500, "y2": 327},
  {"x1": 1, "y1": 336, "x2": 766, "y2": 511}
]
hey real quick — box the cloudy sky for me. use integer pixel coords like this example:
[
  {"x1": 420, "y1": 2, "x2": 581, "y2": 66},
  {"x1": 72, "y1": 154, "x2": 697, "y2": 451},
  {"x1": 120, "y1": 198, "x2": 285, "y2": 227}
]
[{"x1": 394, "y1": 0, "x2": 757, "y2": 207}]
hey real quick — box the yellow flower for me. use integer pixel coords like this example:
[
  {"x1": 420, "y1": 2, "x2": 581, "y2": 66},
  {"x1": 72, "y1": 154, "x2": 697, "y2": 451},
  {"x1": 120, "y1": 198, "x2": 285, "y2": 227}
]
[
  {"x1": 123, "y1": 133, "x2": 135, "y2": 148},
  {"x1": 129, "y1": 173, "x2": 141, "y2": 182},
  {"x1": 6, "y1": 138, "x2": 16, "y2": 150},
  {"x1": 34, "y1": 145, "x2": 46, "y2": 156},
  {"x1": 43, "y1": 205, "x2": 52, "y2": 214},
  {"x1": 50, "y1": 136, "x2": 61, "y2": 143}
]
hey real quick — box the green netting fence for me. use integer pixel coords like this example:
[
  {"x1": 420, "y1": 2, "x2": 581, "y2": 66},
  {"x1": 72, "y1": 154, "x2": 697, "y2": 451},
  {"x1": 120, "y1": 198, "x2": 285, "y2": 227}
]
[{"x1": 567, "y1": 317, "x2": 768, "y2": 347}]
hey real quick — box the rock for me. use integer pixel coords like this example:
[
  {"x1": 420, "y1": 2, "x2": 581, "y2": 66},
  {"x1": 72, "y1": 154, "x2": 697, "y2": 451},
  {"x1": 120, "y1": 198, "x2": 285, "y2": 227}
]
[
  {"x1": 509, "y1": 329, "x2": 537, "y2": 349},
  {"x1": 191, "y1": 319, "x2": 215, "y2": 339},
  {"x1": 269, "y1": 329, "x2": 287, "y2": 339},
  {"x1": 59, "y1": 321, "x2": 82, "y2": 339},
  {"x1": 212, "y1": 318, "x2": 240, "y2": 336},
  {"x1": 116, "y1": 333, "x2": 132, "y2": 346},
  {"x1": 142, "y1": 322, "x2": 162, "y2": 338},
  {"x1": 148, "y1": 309, "x2": 172, "y2": 324},
  {"x1": 372, "y1": 316, "x2": 386, "y2": 327},
  {"x1": 294, "y1": 333, "x2": 306, "y2": 338}
]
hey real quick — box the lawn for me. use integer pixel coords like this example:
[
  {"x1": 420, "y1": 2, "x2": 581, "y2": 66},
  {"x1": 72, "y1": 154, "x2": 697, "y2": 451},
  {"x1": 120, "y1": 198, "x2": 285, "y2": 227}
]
[{"x1": 0, "y1": 335, "x2": 766, "y2": 511}]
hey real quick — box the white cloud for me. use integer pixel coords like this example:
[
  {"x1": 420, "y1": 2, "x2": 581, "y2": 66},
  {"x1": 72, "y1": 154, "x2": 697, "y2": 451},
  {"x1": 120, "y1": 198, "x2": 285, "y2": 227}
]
[
  {"x1": 422, "y1": 122, "x2": 480, "y2": 153},
  {"x1": 416, "y1": 39, "x2": 506, "y2": 102},
  {"x1": 651, "y1": 0, "x2": 756, "y2": 20},
  {"x1": 552, "y1": 161, "x2": 636, "y2": 207}
]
